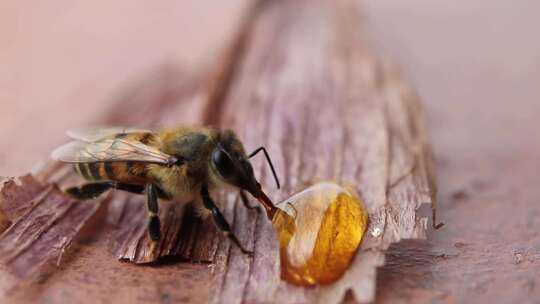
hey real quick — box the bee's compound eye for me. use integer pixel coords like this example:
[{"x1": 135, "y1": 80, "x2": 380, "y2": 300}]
[{"x1": 212, "y1": 149, "x2": 234, "y2": 177}]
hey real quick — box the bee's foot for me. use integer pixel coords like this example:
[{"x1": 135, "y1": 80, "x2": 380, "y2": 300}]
[
  {"x1": 248, "y1": 205, "x2": 262, "y2": 213},
  {"x1": 433, "y1": 222, "x2": 445, "y2": 229},
  {"x1": 241, "y1": 248, "x2": 254, "y2": 257}
]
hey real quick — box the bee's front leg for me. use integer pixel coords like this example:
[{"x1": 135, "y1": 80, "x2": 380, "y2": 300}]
[
  {"x1": 239, "y1": 190, "x2": 259, "y2": 211},
  {"x1": 145, "y1": 184, "x2": 161, "y2": 242},
  {"x1": 201, "y1": 186, "x2": 253, "y2": 256}
]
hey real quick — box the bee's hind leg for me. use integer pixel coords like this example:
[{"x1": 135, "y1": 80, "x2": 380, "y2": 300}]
[
  {"x1": 65, "y1": 182, "x2": 145, "y2": 200},
  {"x1": 201, "y1": 186, "x2": 253, "y2": 256},
  {"x1": 70, "y1": 182, "x2": 162, "y2": 242},
  {"x1": 145, "y1": 184, "x2": 161, "y2": 242},
  {"x1": 65, "y1": 182, "x2": 113, "y2": 200}
]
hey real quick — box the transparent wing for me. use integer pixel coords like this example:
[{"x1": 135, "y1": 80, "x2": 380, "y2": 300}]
[
  {"x1": 51, "y1": 138, "x2": 174, "y2": 165},
  {"x1": 67, "y1": 127, "x2": 153, "y2": 142}
]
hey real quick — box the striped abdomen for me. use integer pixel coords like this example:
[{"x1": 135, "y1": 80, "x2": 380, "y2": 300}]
[
  {"x1": 73, "y1": 132, "x2": 157, "y2": 185},
  {"x1": 73, "y1": 161, "x2": 149, "y2": 185}
]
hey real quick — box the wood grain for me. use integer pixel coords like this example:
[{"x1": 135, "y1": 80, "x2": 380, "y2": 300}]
[
  {"x1": 206, "y1": 1, "x2": 437, "y2": 302},
  {"x1": 0, "y1": 0, "x2": 438, "y2": 303},
  {"x1": 0, "y1": 175, "x2": 103, "y2": 288}
]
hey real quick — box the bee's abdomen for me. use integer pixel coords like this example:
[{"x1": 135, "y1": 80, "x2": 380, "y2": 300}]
[
  {"x1": 73, "y1": 163, "x2": 102, "y2": 181},
  {"x1": 73, "y1": 162, "x2": 148, "y2": 185}
]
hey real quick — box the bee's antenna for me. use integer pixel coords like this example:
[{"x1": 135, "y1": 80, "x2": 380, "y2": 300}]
[{"x1": 248, "y1": 147, "x2": 281, "y2": 189}]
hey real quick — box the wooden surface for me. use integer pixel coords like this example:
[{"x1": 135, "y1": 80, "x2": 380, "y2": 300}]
[
  {"x1": 0, "y1": 0, "x2": 438, "y2": 302},
  {"x1": 1, "y1": 0, "x2": 540, "y2": 303}
]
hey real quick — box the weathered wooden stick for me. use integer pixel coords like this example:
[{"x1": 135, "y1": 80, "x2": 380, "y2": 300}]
[
  {"x1": 0, "y1": 175, "x2": 102, "y2": 284},
  {"x1": 0, "y1": 0, "x2": 437, "y2": 303}
]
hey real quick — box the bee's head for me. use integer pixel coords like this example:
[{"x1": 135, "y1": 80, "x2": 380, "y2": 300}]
[
  {"x1": 211, "y1": 130, "x2": 279, "y2": 218},
  {"x1": 212, "y1": 130, "x2": 260, "y2": 197}
]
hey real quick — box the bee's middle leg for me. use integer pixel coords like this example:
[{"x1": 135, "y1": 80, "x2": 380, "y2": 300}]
[
  {"x1": 145, "y1": 184, "x2": 161, "y2": 242},
  {"x1": 201, "y1": 186, "x2": 253, "y2": 255}
]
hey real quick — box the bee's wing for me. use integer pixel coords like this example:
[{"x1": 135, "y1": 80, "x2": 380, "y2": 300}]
[
  {"x1": 51, "y1": 138, "x2": 174, "y2": 165},
  {"x1": 67, "y1": 127, "x2": 153, "y2": 142}
]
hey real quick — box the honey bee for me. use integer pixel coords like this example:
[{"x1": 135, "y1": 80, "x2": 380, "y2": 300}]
[{"x1": 52, "y1": 127, "x2": 280, "y2": 254}]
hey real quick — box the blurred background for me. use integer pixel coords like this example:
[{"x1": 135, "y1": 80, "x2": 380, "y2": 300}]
[
  {"x1": 1, "y1": 0, "x2": 539, "y2": 176},
  {"x1": 0, "y1": 0, "x2": 246, "y2": 175}
]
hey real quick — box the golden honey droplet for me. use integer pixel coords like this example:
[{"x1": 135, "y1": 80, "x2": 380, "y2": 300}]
[{"x1": 271, "y1": 182, "x2": 368, "y2": 286}]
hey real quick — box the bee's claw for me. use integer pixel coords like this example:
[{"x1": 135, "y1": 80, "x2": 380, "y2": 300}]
[
  {"x1": 231, "y1": 236, "x2": 254, "y2": 257},
  {"x1": 246, "y1": 205, "x2": 261, "y2": 213},
  {"x1": 239, "y1": 190, "x2": 260, "y2": 211},
  {"x1": 241, "y1": 248, "x2": 254, "y2": 257},
  {"x1": 433, "y1": 222, "x2": 445, "y2": 229}
]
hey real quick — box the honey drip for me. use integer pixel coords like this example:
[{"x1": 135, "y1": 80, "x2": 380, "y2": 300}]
[{"x1": 271, "y1": 182, "x2": 368, "y2": 286}]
